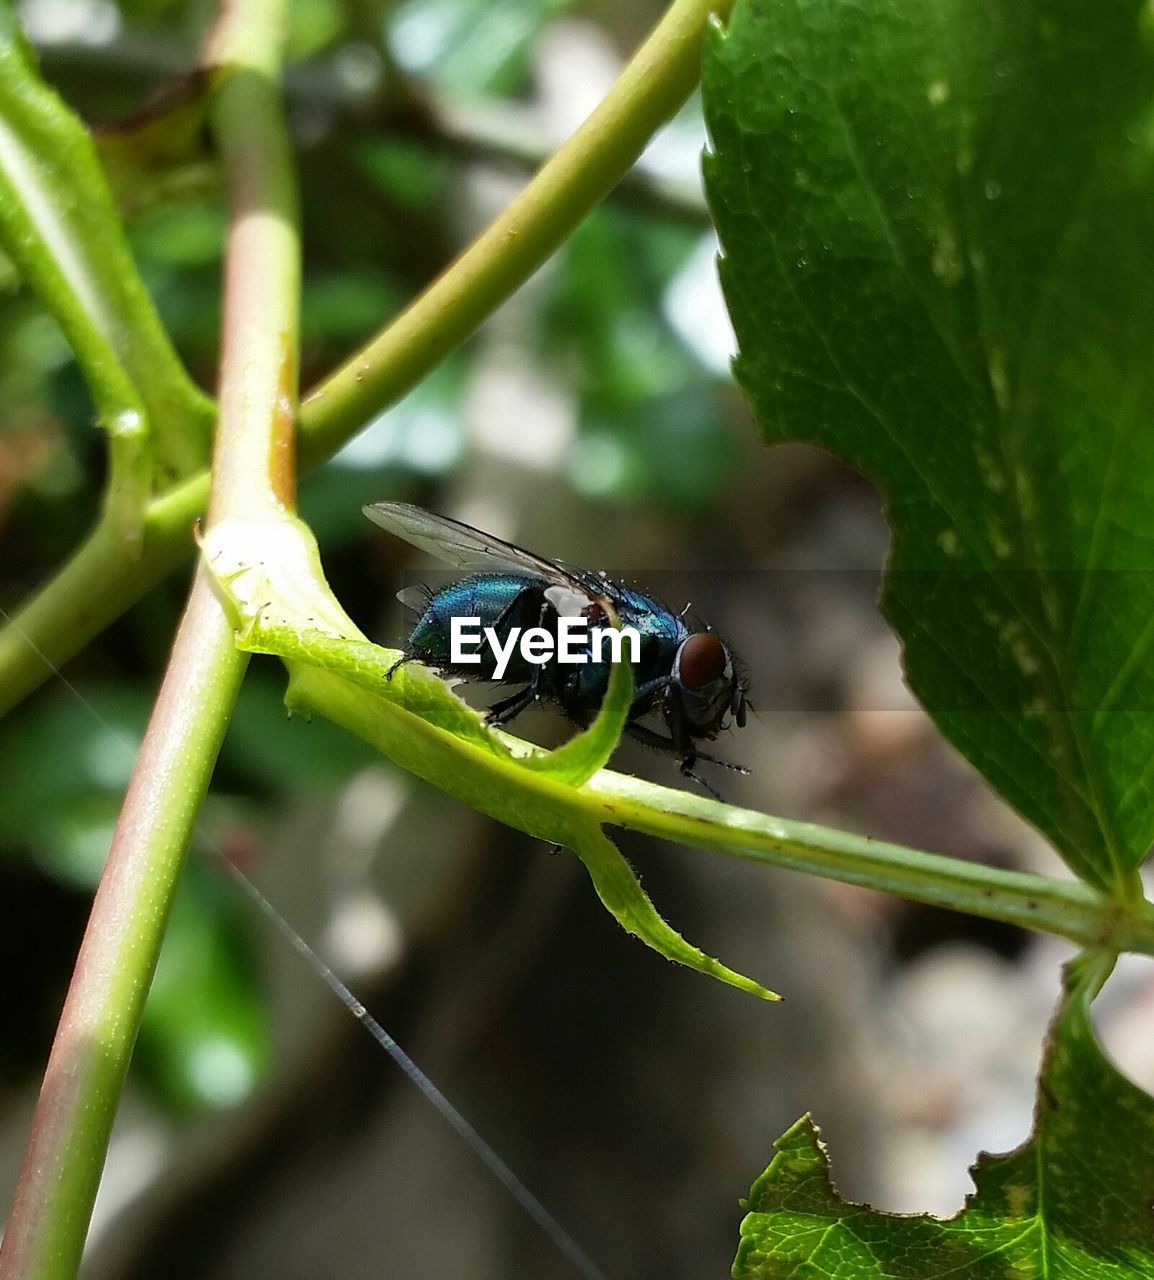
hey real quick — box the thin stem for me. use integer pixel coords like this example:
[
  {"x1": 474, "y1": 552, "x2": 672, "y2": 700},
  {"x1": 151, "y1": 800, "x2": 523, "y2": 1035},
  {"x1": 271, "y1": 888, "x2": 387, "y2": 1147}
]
[
  {"x1": 285, "y1": 660, "x2": 1142, "y2": 956},
  {"x1": 0, "y1": 474, "x2": 207, "y2": 719},
  {"x1": 0, "y1": 0, "x2": 299, "y2": 1266},
  {"x1": 585, "y1": 773, "x2": 1120, "y2": 948},
  {"x1": 38, "y1": 38, "x2": 710, "y2": 227},
  {"x1": 419, "y1": 98, "x2": 710, "y2": 228},
  {"x1": 297, "y1": 0, "x2": 733, "y2": 466},
  {"x1": 0, "y1": 576, "x2": 246, "y2": 1280}
]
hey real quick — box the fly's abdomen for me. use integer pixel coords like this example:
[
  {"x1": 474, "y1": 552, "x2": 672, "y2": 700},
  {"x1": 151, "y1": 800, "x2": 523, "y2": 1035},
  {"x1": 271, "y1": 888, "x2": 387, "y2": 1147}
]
[{"x1": 408, "y1": 573, "x2": 546, "y2": 681}]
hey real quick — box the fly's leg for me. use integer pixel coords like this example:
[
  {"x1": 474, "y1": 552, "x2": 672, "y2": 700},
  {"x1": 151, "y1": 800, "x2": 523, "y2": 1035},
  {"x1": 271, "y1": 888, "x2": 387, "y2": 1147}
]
[
  {"x1": 680, "y1": 760, "x2": 723, "y2": 802},
  {"x1": 668, "y1": 694, "x2": 749, "y2": 777},
  {"x1": 634, "y1": 677, "x2": 672, "y2": 697},
  {"x1": 485, "y1": 684, "x2": 536, "y2": 725},
  {"x1": 639, "y1": 710, "x2": 726, "y2": 801},
  {"x1": 385, "y1": 652, "x2": 418, "y2": 680},
  {"x1": 623, "y1": 721, "x2": 749, "y2": 789},
  {"x1": 667, "y1": 704, "x2": 728, "y2": 801},
  {"x1": 624, "y1": 721, "x2": 684, "y2": 754},
  {"x1": 631, "y1": 674, "x2": 671, "y2": 711},
  {"x1": 484, "y1": 598, "x2": 557, "y2": 727},
  {"x1": 693, "y1": 749, "x2": 749, "y2": 775},
  {"x1": 485, "y1": 659, "x2": 548, "y2": 724}
]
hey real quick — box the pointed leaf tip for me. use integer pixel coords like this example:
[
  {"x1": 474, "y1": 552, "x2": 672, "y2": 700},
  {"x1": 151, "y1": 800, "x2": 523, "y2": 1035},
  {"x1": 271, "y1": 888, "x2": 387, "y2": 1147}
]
[{"x1": 570, "y1": 824, "x2": 780, "y2": 1000}]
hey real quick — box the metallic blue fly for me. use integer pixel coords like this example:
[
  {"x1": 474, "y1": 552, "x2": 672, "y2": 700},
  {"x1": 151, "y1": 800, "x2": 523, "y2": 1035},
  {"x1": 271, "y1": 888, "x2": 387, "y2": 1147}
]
[{"x1": 364, "y1": 503, "x2": 749, "y2": 792}]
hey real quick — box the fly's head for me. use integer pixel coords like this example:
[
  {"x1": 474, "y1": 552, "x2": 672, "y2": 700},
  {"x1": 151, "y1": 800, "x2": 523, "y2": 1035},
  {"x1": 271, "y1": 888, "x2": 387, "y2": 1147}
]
[{"x1": 668, "y1": 631, "x2": 749, "y2": 741}]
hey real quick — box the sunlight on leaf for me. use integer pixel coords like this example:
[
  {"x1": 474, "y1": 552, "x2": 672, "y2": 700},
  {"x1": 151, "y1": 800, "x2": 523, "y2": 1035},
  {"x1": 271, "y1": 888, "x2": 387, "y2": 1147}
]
[{"x1": 704, "y1": 0, "x2": 1154, "y2": 893}]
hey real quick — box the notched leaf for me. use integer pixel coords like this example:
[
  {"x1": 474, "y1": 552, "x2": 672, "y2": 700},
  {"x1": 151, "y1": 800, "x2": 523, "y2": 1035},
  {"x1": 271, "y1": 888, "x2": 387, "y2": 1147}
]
[{"x1": 733, "y1": 953, "x2": 1154, "y2": 1277}]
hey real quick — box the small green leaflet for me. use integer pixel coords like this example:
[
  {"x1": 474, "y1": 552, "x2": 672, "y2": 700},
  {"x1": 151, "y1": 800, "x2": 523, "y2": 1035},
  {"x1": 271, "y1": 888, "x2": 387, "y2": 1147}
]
[
  {"x1": 733, "y1": 954, "x2": 1154, "y2": 1278},
  {"x1": 703, "y1": 0, "x2": 1154, "y2": 893}
]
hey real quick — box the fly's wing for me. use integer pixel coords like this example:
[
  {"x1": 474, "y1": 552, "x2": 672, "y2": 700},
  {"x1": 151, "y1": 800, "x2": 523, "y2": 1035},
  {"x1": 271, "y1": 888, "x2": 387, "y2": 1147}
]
[
  {"x1": 395, "y1": 583, "x2": 432, "y2": 612},
  {"x1": 364, "y1": 502, "x2": 594, "y2": 616}
]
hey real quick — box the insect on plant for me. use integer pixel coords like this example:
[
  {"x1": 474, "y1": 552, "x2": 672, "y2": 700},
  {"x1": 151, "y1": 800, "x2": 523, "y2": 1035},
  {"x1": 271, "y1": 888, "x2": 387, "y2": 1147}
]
[
  {"x1": 364, "y1": 502, "x2": 751, "y2": 793},
  {"x1": 12, "y1": 0, "x2": 1154, "y2": 1273}
]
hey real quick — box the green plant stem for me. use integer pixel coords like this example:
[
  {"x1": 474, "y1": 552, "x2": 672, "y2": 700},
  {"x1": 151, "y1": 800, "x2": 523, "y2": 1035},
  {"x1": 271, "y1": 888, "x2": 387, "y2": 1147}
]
[
  {"x1": 0, "y1": 1, "x2": 301, "y2": 700},
  {"x1": 204, "y1": 0, "x2": 300, "y2": 519},
  {"x1": 287, "y1": 659, "x2": 1153, "y2": 956},
  {"x1": 417, "y1": 99, "x2": 710, "y2": 228},
  {"x1": 39, "y1": 39, "x2": 710, "y2": 226},
  {"x1": 0, "y1": 0, "x2": 731, "y2": 717},
  {"x1": 0, "y1": 0, "x2": 299, "y2": 1266},
  {"x1": 586, "y1": 774, "x2": 1131, "y2": 948},
  {"x1": 0, "y1": 576, "x2": 246, "y2": 1280},
  {"x1": 296, "y1": 0, "x2": 731, "y2": 466},
  {"x1": 0, "y1": 481, "x2": 205, "y2": 714}
]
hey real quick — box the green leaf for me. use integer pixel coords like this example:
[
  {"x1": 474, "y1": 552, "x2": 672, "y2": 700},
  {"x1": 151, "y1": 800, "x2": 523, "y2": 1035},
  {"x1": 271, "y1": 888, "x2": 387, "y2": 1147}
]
[
  {"x1": 520, "y1": 624, "x2": 634, "y2": 786},
  {"x1": 567, "y1": 822, "x2": 776, "y2": 999},
  {"x1": 732, "y1": 952, "x2": 1154, "y2": 1278},
  {"x1": 703, "y1": 0, "x2": 1154, "y2": 892}
]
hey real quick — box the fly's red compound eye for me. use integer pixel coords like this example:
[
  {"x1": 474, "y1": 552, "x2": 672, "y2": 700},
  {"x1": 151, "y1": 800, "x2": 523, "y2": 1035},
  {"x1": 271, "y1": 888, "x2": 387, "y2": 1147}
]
[{"x1": 677, "y1": 632, "x2": 727, "y2": 689}]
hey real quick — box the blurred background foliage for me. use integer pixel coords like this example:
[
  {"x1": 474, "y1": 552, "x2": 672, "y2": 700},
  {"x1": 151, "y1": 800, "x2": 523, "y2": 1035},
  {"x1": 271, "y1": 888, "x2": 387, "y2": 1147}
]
[{"x1": 0, "y1": 0, "x2": 1113, "y2": 1275}]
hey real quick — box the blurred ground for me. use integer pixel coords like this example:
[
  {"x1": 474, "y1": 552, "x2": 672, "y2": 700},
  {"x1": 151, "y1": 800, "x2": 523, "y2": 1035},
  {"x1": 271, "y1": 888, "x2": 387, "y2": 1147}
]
[{"x1": 1, "y1": 2, "x2": 1150, "y2": 1277}]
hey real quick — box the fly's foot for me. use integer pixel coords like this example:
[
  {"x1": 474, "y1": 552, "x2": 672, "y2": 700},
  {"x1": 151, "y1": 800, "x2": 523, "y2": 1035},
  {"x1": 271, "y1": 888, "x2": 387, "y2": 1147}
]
[
  {"x1": 485, "y1": 686, "x2": 534, "y2": 726},
  {"x1": 680, "y1": 758, "x2": 724, "y2": 802},
  {"x1": 385, "y1": 653, "x2": 415, "y2": 680}
]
